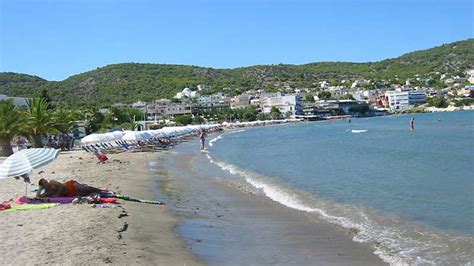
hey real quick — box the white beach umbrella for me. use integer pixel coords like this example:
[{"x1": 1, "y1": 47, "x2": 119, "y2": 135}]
[
  {"x1": 0, "y1": 148, "x2": 60, "y2": 179},
  {"x1": 122, "y1": 131, "x2": 141, "y2": 141},
  {"x1": 80, "y1": 134, "x2": 102, "y2": 145}
]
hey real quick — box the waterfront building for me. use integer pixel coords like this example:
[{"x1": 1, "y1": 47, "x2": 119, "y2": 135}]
[
  {"x1": 230, "y1": 95, "x2": 251, "y2": 109},
  {"x1": 312, "y1": 100, "x2": 374, "y2": 117},
  {"x1": 193, "y1": 92, "x2": 231, "y2": 113},
  {"x1": 385, "y1": 89, "x2": 426, "y2": 111},
  {"x1": 354, "y1": 90, "x2": 378, "y2": 103},
  {"x1": 196, "y1": 92, "x2": 230, "y2": 108},
  {"x1": 337, "y1": 100, "x2": 371, "y2": 116},
  {"x1": 262, "y1": 94, "x2": 303, "y2": 116},
  {"x1": 144, "y1": 100, "x2": 192, "y2": 119}
]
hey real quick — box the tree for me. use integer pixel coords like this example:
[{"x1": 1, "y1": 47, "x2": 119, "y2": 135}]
[
  {"x1": 304, "y1": 94, "x2": 315, "y2": 102},
  {"x1": 257, "y1": 113, "x2": 270, "y2": 121},
  {"x1": 428, "y1": 96, "x2": 448, "y2": 108},
  {"x1": 52, "y1": 109, "x2": 78, "y2": 133},
  {"x1": 25, "y1": 98, "x2": 56, "y2": 147},
  {"x1": 341, "y1": 94, "x2": 355, "y2": 100},
  {"x1": 37, "y1": 88, "x2": 53, "y2": 109},
  {"x1": 192, "y1": 116, "x2": 205, "y2": 124},
  {"x1": 0, "y1": 100, "x2": 26, "y2": 156},
  {"x1": 174, "y1": 115, "x2": 193, "y2": 125},
  {"x1": 270, "y1": 107, "x2": 281, "y2": 119},
  {"x1": 81, "y1": 109, "x2": 105, "y2": 134},
  {"x1": 242, "y1": 107, "x2": 258, "y2": 121},
  {"x1": 318, "y1": 91, "x2": 332, "y2": 100}
]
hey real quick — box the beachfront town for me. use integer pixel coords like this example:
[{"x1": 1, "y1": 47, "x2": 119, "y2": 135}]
[
  {"x1": 101, "y1": 69, "x2": 474, "y2": 122},
  {"x1": 2, "y1": 70, "x2": 474, "y2": 132}
]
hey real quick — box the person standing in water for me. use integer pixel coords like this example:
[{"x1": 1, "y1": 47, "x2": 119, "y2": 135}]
[
  {"x1": 199, "y1": 129, "x2": 207, "y2": 150},
  {"x1": 409, "y1": 117, "x2": 415, "y2": 131}
]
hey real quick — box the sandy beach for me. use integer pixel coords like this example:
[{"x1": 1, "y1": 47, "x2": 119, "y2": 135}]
[
  {"x1": 0, "y1": 138, "x2": 386, "y2": 265},
  {"x1": 0, "y1": 150, "x2": 203, "y2": 265}
]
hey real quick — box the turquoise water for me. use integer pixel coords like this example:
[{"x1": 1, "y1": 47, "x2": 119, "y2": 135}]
[{"x1": 207, "y1": 111, "x2": 474, "y2": 264}]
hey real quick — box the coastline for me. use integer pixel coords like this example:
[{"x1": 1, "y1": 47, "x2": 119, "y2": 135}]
[
  {"x1": 0, "y1": 150, "x2": 203, "y2": 265},
  {"x1": 154, "y1": 140, "x2": 386, "y2": 265}
]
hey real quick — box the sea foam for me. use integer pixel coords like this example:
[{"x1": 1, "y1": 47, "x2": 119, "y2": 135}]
[{"x1": 203, "y1": 152, "x2": 474, "y2": 265}]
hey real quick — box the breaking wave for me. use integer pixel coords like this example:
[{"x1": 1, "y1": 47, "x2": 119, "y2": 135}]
[{"x1": 204, "y1": 153, "x2": 474, "y2": 265}]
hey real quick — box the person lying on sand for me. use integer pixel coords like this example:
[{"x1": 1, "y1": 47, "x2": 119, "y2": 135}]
[{"x1": 36, "y1": 178, "x2": 102, "y2": 198}]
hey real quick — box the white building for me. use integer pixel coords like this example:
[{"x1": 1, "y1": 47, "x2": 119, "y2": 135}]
[
  {"x1": 148, "y1": 102, "x2": 192, "y2": 117},
  {"x1": 131, "y1": 101, "x2": 147, "y2": 112},
  {"x1": 385, "y1": 89, "x2": 426, "y2": 111},
  {"x1": 197, "y1": 84, "x2": 211, "y2": 92},
  {"x1": 354, "y1": 90, "x2": 377, "y2": 103},
  {"x1": 175, "y1": 87, "x2": 199, "y2": 99},
  {"x1": 197, "y1": 92, "x2": 230, "y2": 108},
  {"x1": 262, "y1": 95, "x2": 303, "y2": 116},
  {"x1": 467, "y1": 69, "x2": 474, "y2": 84},
  {"x1": 320, "y1": 81, "x2": 330, "y2": 89}
]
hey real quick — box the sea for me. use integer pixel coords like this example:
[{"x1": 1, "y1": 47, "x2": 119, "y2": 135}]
[{"x1": 202, "y1": 111, "x2": 474, "y2": 264}]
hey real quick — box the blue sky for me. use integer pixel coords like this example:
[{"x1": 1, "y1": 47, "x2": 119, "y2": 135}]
[{"x1": 0, "y1": 0, "x2": 472, "y2": 81}]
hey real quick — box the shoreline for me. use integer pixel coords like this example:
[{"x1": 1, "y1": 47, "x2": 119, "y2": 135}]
[
  {"x1": 0, "y1": 150, "x2": 203, "y2": 265},
  {"x1": 197, "y1": 112, "x2": 474, "y2": 265},
  {"x1": 154, "y1": 140, "x2": 386, "y2": 265}
]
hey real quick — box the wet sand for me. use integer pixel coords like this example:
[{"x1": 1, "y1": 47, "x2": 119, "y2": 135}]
[
  {"x1": 0, "y1": 141, "x2": 385, "y2": 265},
  {"x1": 154, "y1": 141, "x2": 386, "y2": 265},
  {"x1": 0, "y1": 150, "x2": 203, "y2": 265}
]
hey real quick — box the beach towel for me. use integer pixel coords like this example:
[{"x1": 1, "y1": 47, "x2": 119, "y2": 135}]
[
  {"x1": 46, "y1": 197, "x2": 117, "y2": 204},
  {"x1": 3, "y1": 203, "x2": 59, "y2": 212},
  {"x1": 13, "y1": 196, "x2": 118, "y2": 205},
  {"x1": 100, "y1": 198, "x2": 118, "y2": 204},
  {"x1": 113, "y1": 194, "x2": 164, "y2": 205},
  {"x1": 0, "y1": 203, "x2": 11, "y2": 211}
]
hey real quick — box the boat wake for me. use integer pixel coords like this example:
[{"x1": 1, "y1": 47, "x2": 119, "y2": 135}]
[{"x1": 351, "y1": 129, "x2": 368, "y2": 133}]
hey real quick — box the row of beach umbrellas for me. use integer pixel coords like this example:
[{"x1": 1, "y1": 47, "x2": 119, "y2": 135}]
[
  {"x1": 0, "y1": 120, "x2": 300, "y2": 182},
  {"x1": 80, "y1": 124, "x2": 221, "y2": 145}
]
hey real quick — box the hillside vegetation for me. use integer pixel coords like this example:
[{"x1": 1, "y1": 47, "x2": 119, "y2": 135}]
[{"x1": 1, "y1": 39, "x2": 472, "y2": 106}]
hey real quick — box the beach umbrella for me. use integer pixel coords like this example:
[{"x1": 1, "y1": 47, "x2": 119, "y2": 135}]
[
  {"x1": 81, "y1": 134, "x2": 103, "y2": 145},
  {"x1": 0, "y1": 148, "x2": 60, "y2": 179}
]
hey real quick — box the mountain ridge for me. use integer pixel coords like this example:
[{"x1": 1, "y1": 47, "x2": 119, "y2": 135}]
[{"x1": 1, "y1": 38, "x2": 472, "y2": 106}]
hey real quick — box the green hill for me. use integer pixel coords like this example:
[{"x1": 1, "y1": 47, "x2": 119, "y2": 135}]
[{"x1": 1, "y1": 38, "x2": 472, "y2": 106}]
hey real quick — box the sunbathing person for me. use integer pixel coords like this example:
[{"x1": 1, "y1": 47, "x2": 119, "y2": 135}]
[
  {"x1": 36, "y1": 178, "x2": 68, "y2": 198},
  {"x1": 37, "y1": 178, "x2": 102, "y2": 198}
]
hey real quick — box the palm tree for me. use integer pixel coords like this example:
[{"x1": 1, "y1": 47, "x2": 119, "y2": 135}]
[
  {"x1": 25, "y1": 98, "x2": 56, "y2": 148},
  {"x1": 0, "y1": 100, "x2": 26, "y2": 156},
  {"x1": 52, "y1": 108, "x2": 78, "y2": 133}
]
